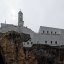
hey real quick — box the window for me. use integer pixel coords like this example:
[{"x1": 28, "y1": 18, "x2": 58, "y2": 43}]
[
  {"x1": 55, "y1": 32, "x2": 56, "y2": 34},
  {"x1": 51, "y1": 31, "x2": 53, "y2": 34},
  {"x1": 43, "y1": 31, "x2": 44, "y2": 33},
  {"x1": 31, "y1": 42, "x2": 33, "y2": 44},
  {"x1": 55, "y1": 41, "x2": 57, "y2": 44},
  {"x1": 45, "y1": 41, "x2": 47, "y2": 44},
  {"x1": 51, "y1": 41, "x2": 52, "y2": 44},
  {"x1": 27, "y1": 42, "x2": 29, "y2": 44}
]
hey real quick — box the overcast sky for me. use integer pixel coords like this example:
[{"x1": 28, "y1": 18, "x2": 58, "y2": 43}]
[{"x1": 0, "y1": 0, "x2": 64, "y2": 32}]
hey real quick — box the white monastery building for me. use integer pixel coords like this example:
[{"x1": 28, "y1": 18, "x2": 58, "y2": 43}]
[{"x1": 0, "y1": 11, "x2": 64, "y2": 47}]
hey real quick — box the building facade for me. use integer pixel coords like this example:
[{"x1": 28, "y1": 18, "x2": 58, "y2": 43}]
[{"x1": 0, "y1": 11, "x2": 64, "y2": 47}]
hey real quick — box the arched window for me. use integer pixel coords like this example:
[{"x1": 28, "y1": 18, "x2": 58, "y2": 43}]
[
  {"x1": 43, "y1": 31, "x2": 44, "y2": 34},
  {"x1": 27, "y1": 42, "x2": 29, "y2": 44},
  {"x1": 31, "y1": 42, "x2": 33, "y2": 44},
  {"x1": 45, "y1": 41, "x2": 47, "y2": 44},
  {"x1": 51, "y1": 41, "x2": 52, "y2": 44},
  {"x1": 55, "y1": 32, "x2": 56, "y2": 34},
  {"x1": 55, "y1": 41, "x2": 57, "y2": 44},
  {"x1": 51, "y1": 31, "x2": 53, "y2": 34}
]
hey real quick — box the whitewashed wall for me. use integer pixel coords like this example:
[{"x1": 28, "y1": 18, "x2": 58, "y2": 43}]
[
  {"x1": 32, "y1": 33, "x2": 64, "y2": 46},
  {"x1": 0, "y1": 23, "x2": 64, "y2": 46},
  {"x1": 39, "y1": 26, "x2": 61, "y2": 35}
]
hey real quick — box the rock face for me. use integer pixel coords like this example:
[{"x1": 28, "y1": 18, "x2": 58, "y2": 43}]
[
  {"x1": 0, "y1": 31, "x2": 37, "y2": 64},
  {"x1": 31, "y1": 44, "x2": 64, "y2": 64},
  {"x1": 0, "y1": 31, "x2": 64, "y2": 64}
]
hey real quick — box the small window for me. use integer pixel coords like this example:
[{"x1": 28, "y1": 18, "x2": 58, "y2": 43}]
[
  {"x1": 55, "y1": 32, "x2": 56, "y2": 34},
  {"x1": 47, "y1": 31, "x2": 49, "y2": 34},
  {"x1": 27, "y1": 42, "x2": 29, "y2": 44},
  {"x1": 45, "y1": 41, "x2": 47, "y2": 44},
  {"x1": 51, "y1": 41, "x2": 52, "y2": 44},
  {"x1": 51, "y1": 31, "x2": 53, "y2": 34},
  {"x1": 55, "y1": 41, "x2": 57, "y2": 44},
  {"x1": 31, "y1": 42, "x2": 33, "y2": 44},
  {"x1": 43, "y1": 31, "x2": 44, "y2": 33}
]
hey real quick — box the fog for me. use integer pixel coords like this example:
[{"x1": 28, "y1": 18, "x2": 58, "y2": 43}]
[{"x1": 0, "y1": 0, "x2": 64, "y2": 32}]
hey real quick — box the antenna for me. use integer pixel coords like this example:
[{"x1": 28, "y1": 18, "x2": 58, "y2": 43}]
[{"x1": 5, "y1": 19, "x2": 6, "y2": 24}]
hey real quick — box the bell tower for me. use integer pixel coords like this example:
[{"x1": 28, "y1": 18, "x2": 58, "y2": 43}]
[{"x1": 18, "y1": 10, "x2": 24, "y2": 27}]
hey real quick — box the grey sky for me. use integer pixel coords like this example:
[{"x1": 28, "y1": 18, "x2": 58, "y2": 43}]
[{"x1": 0, "y1": 0, "x2": 64, "y2": 32}]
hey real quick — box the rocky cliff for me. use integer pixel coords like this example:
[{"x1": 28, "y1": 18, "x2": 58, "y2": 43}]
[
  {"x1": 0, "y1": 31, "x2": 37, "y2": 64},
  {"x1": 0, "y1": 31, "x2": 64, "y2": 64}
]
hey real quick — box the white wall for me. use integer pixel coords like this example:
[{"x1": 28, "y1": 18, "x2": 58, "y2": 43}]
[
  {"x1": 0, "y1": 23, "x2": 64, "y2": 46},
  {"x1": 39, "y1": 26, "x2": 61, "y2": 35},
  {"x1": 32, "y1": 33, "x2": 64, "y2": 46},
  {"x1": 0, "y1": 26, "x2": 17, "y2": 33},
  {"x1": 23, "y1": 41, "x2": 33, "y2": 47}
]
